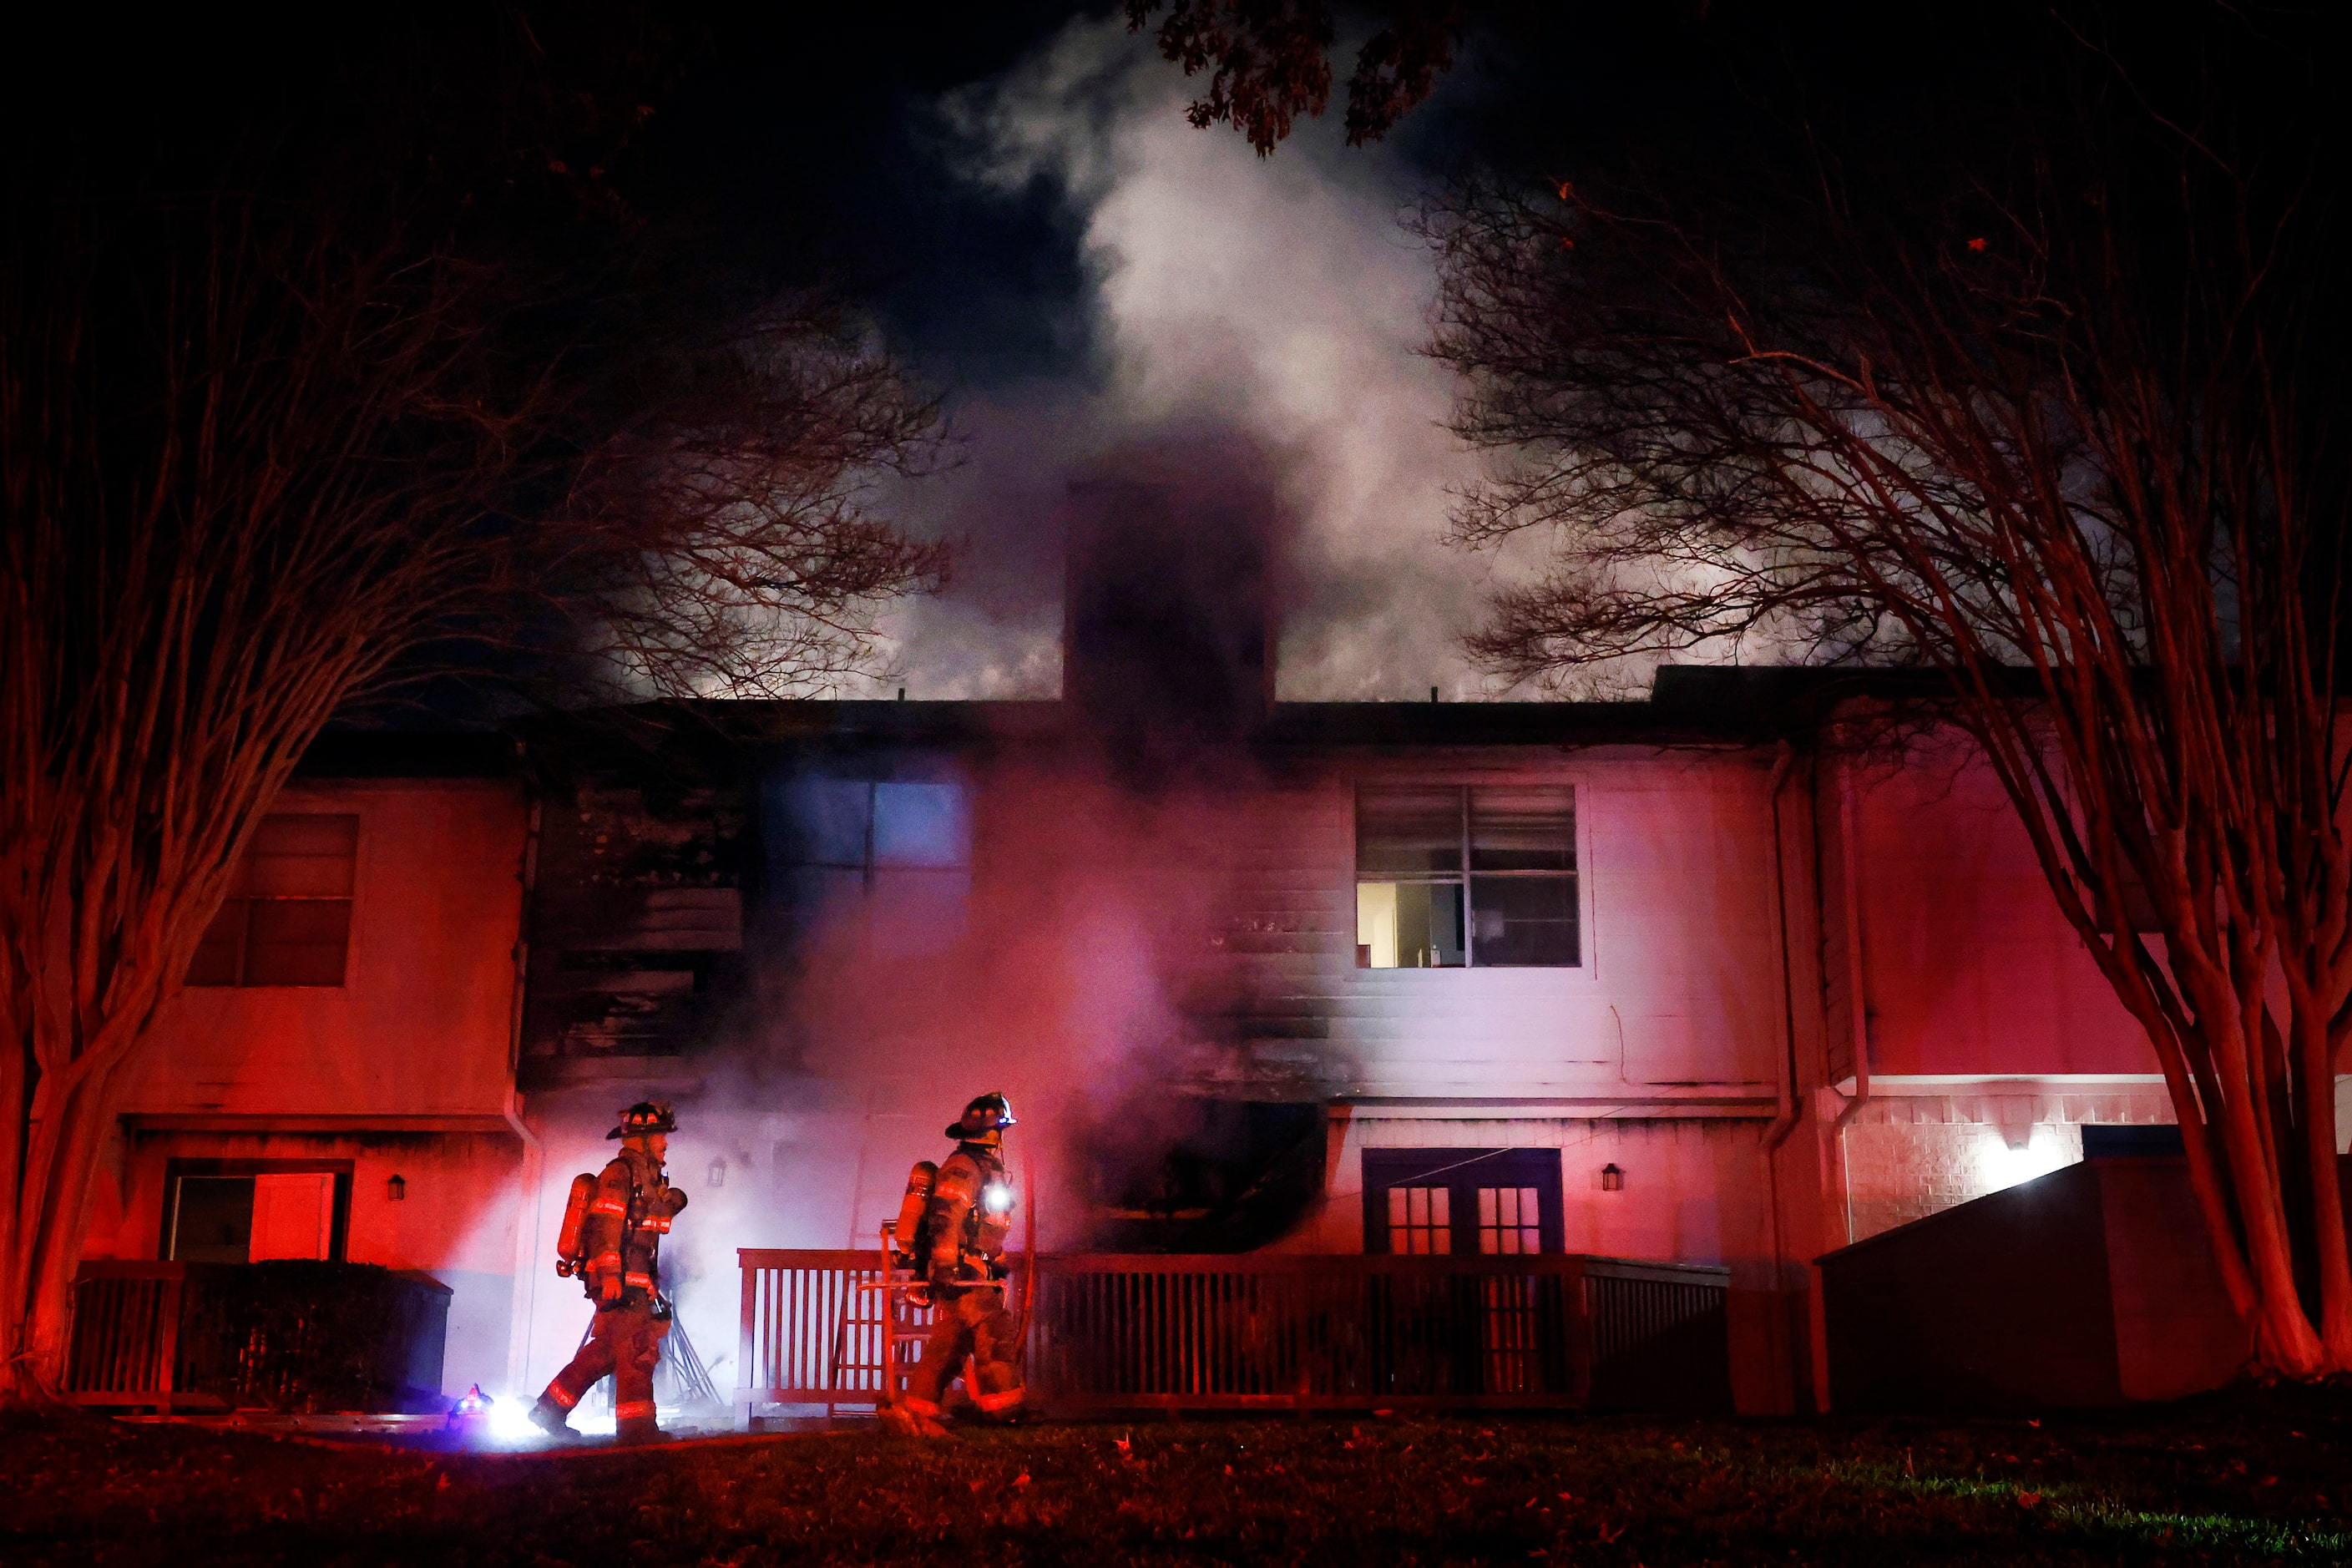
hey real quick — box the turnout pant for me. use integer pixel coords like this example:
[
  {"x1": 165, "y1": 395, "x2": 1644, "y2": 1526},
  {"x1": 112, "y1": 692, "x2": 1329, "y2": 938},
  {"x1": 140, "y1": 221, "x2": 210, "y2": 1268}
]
[
  {"x1": 900, "y1": 1285, "x2": 1023, "y2": 1418},
  {"x1": 542, "y1": 1302, "x2": 669, "y2": 1435}
]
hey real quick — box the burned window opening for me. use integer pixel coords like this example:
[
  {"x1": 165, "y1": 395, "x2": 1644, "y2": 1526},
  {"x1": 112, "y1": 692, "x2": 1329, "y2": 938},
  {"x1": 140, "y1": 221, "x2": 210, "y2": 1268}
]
[{"x1": 1085, "y1": 1100, "x2": 1323, "y2": 1254}]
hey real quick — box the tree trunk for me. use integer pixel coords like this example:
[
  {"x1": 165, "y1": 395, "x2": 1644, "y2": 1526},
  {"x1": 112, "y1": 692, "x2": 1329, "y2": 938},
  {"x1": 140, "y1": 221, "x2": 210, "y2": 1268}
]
[
  {"x1": 2289, "y1": 985, "x2": 2352, "y2": 1366},
  {"x1": 4, "y1": 1034, "x2": 124, "y2": 1400},
  {"x1": 5, "y1": 1067, "x2": 114, "y2": 1401}
]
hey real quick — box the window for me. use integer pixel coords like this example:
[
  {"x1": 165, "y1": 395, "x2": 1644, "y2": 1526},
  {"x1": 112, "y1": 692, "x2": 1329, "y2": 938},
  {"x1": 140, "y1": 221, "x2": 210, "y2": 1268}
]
[
  {"x1": 1362, "y1": 1150, "x2": 1565, "y2": 1255},
  {"x1": 1386, "y1": 1186, "x2": 1452, "y2": 1254},
  {"x1": 1355, "y1": 787, "x2": 1578, "y2": 968},
  {"x1": 768, "y1": 776, "x2": 971, "y2": 957},
  {"x1": 163, "y1": 1161, "x2": 351, "y2": 1262},
  {"x1": 186, "y1": 814, "x2": 358, "y2": 987},
  {"x1": 2092, "y1": 862, "x2": 2165, "y2": 934},
  {"x1": 1477, "y1": 1186, "x2": 1544, "y2": 1256}
]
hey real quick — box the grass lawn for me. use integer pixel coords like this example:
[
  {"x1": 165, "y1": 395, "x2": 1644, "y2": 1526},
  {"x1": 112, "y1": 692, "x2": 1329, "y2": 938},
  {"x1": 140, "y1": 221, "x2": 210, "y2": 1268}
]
[{"x1": 8, "y1": 1390, "x2": 2352, "y2": 1565}]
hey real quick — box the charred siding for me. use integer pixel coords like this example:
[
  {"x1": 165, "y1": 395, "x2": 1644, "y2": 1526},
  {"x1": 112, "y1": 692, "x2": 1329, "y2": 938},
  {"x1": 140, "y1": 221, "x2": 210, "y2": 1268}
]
[{"x1": 519, "y1": 783, "x2": 749, "y2": 1070}]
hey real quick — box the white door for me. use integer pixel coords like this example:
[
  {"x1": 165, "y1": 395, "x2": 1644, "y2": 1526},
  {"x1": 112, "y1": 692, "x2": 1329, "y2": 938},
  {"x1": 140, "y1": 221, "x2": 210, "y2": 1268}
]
[{"x1": 248, "y1": 1172, "x2": 335, "y2": 1260}]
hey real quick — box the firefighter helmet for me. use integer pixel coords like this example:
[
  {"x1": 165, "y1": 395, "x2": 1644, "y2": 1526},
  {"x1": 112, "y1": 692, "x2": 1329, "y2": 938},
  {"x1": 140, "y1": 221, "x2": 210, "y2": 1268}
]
[
  {"x1": 607, "y1": 1100, "x2": 677, "y2": 1140},
  {"x1": 946, "y1": 1092, "x2": 1016, "y2": 1143}
]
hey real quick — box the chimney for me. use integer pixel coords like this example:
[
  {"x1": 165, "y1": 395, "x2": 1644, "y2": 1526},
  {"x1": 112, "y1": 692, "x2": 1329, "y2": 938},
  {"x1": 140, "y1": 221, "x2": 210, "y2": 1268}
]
[{"x1": 1060, "y1": 435, "x2": 1281, "y2": 756}]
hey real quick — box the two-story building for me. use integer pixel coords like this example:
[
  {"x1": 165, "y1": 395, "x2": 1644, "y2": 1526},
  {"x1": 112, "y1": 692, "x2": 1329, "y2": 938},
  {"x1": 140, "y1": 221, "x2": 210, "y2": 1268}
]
[
  {"x1": 489, "y1": 665, "x2": 2213, "y2": 1417},
  {"x1": 76, "y1": 656, "x2": 2259, "y2": 1413}
]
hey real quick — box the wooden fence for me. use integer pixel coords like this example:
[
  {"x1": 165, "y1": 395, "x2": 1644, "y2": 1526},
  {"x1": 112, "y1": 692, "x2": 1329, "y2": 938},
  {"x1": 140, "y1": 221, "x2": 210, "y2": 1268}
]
[
  {"x1": 64, "y1": 1259, "x2": 451, "y2": 1412},
  {"x1": 63, "y1": 1262, "x2": 221, "y2": 1410},
  {"x1": 736, "y1": 1250, "x2": 1729, "y2": 1425}
]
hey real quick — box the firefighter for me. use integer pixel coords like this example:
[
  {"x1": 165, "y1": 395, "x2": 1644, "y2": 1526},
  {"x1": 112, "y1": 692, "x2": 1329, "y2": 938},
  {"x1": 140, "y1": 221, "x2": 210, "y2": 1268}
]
[
  {"x1": 886, "y1": 1092, "x2": 1024, "y2": 1436},
  {"x1": 529, "y1": 1100, "x2": 690, "y2": 1443}
]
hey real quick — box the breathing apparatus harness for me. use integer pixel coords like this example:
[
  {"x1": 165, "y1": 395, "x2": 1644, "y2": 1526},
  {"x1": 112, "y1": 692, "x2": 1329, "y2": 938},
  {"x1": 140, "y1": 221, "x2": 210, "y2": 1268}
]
[{"x1": 553, "y1": 1101, "x2": 681, "y2": 1318}]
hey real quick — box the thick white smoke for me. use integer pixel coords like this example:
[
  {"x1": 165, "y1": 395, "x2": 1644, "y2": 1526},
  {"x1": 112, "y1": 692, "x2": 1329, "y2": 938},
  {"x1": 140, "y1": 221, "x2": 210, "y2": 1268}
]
[{"x1": 855, "y1": 13, "x2": 1546, "y2": 701}]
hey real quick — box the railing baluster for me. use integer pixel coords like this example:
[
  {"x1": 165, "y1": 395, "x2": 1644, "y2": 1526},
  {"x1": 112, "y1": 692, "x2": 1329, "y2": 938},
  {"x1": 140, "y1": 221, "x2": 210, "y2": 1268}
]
[{"x1": 728, "y1": 1248, "x2": 1727, "y2": 1417}]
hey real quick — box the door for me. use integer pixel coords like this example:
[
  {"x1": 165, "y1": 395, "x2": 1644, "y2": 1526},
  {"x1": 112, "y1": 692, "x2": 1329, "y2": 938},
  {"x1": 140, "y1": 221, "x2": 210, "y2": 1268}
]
[
  {"x1": 1361, "y1": 1149, "x2": 1568, "y2": 1394},
  {"x1": 164, "y1": 1161, "x2": 349, "y2": 1263},
  {"x1": 1362, "y1": 1149, "x2": 1565, "y2": 1256},
  {"x1": 249, "y1": 1172, "x2": 336, "y2": 1261}
]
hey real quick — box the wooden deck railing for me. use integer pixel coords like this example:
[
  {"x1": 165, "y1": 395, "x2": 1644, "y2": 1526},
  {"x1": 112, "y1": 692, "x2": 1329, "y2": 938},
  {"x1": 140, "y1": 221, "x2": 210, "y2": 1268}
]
[
  {"x1": 736, "y1": 1249, "x2": 1729, "y2": 1425},
  {"x1": 62, "y1": 1262, "x2": 224, "y2": 1410},
  {"x1": 65, "y1": 1259, "x2": 453, "y2": 1412}
]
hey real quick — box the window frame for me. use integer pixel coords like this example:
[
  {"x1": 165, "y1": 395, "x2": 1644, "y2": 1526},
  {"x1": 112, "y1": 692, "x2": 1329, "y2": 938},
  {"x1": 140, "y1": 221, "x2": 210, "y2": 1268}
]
[
  {"x1": 160, "y1": 1157, "x2": 354, "y2": 1263},
  {"x1": 1352, "y1": 781, "x2": 1591, "y2": 973},
  {"x1": 1360, "y1": 1148, "x2": 1566, "y2": 1256},
  {"x1": 768, "y1": 776, "x2": 973, "y2": 884},
  {"x1": 765, "y1": 771, "x2": 976, "y2": 960},
  {"x1": 185, "y1": 812, "x2": 362, "y2": 989}
]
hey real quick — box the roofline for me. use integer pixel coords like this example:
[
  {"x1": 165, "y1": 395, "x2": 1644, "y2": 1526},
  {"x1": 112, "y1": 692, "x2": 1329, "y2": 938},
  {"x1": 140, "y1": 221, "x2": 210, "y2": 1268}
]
[{"x1": 298, "y1": 665, "x2": 2015, "y2": 775}]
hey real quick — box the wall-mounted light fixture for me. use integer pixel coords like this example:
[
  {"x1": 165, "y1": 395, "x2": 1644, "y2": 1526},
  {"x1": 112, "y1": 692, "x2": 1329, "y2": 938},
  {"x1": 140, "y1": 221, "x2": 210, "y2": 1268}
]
[
  {"x1": 386, "y1": 1173, "x2": 407, "y2": 1201},
  {"x1": 1599, "y1": 1163, "x2": 1624, "y2": 1192},
  {"x1": 707, "y1": 1157, "x2": 727, "y2": 1189}
]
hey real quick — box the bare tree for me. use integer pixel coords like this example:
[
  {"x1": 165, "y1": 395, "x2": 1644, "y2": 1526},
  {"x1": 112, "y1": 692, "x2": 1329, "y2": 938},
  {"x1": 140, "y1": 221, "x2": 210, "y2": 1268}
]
[
  {"x1": 1424, "y1": 23, "x2": 2350, "y2": 1373},
  {"x1": 0, "y1": 73, "x2": 944, "y2": 1399}
]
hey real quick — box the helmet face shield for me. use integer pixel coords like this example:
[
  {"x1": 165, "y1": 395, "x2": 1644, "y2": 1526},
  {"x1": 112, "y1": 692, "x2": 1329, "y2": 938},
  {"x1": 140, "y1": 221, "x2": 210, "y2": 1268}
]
[{"x1": 947, "y1": 1091, "x2": 1015, "y2": 1142}]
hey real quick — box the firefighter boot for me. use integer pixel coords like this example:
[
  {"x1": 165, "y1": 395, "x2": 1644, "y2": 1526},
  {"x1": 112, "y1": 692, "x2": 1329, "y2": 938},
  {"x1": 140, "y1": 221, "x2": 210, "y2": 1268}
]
[
  {"x1": 617, "y1": 1423, "x2": 679, "y2": 1445},
  {"x1": 527, "y1": 1393, "x2": 580, "y2": 1441},
  {"x1": 878, "y1": 1401, "x2": 948, "y2": 1439}
]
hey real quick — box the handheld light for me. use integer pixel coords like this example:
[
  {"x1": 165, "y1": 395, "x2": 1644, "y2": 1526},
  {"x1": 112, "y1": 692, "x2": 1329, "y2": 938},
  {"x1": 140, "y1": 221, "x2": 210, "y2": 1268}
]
[{"x1": 447, "y1": 1383, "x2": 495, "y2": 1433}]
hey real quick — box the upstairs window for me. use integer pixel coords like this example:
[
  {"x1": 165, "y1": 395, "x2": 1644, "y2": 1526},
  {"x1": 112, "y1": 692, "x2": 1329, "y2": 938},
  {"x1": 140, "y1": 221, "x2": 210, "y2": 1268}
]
[
  {"x1": 777, "y1": 778, "x2": 970, "y2": 878},
  {"x1": 1355, "y1": 786, "x2": 1578, "y2": 968},
  {"x1": 186, "y1": 814, "x2": 358, "y2": 987},
  {"x1": 769, "y1": 776, "x2": 971, "y2": 957}
]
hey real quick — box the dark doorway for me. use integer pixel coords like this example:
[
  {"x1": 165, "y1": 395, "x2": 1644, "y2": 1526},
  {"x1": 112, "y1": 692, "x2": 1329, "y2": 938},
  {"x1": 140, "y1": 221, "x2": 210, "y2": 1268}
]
[
  {"x1": 169, "y1": 1176, "x2": 258, "y2": 1263},
  {"x1": 163, "y1": 1160, "x2": 352, "y2": 1262}
]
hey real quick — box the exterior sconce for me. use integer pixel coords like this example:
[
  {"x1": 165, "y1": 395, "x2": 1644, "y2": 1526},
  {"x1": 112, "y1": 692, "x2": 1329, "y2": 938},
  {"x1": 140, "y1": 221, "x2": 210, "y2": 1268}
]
[
  {"x1": 386, "y1": 1173, "x2": 407, "y2": 1201},
  {"x1": 707, "y1": 1157, "x2": 727, "y2": 1189},
  {"x1": 1600, "y1": 1163, "x2": 1624, "y2": 1192}
]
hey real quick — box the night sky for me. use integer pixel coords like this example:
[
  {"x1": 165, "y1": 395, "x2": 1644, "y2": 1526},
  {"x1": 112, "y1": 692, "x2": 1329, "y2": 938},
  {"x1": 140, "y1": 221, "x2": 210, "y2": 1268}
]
[
  {"x1": 622, "y1": 2, "x2": 2068, "y2": 703},
  {"x1": 13, "y1": 2, "x2": 2117, "y2": 704},
  {"x1": 615, "y1": 3, "x2": 1660, "y2": 702}
]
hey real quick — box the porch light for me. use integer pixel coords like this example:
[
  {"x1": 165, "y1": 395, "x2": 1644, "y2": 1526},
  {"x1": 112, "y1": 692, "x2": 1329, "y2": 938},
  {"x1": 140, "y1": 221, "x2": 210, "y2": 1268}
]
[
  {"x1": 707, "y1": 1156, "x2": 726, "y2": 1189},
  {"x1": 387, "y1": 1173, "x2": 407, "y2": 1201},
  {"x1": 1599, "y1": 1164, "x2": 1624, "y2": 1192}
]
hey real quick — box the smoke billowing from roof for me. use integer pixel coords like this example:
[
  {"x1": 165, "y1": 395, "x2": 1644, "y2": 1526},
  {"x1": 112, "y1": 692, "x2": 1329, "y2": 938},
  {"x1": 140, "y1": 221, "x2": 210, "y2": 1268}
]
[
  {"x1": 1064, "y1": 431, "x2": 1286, "y2": 766},
  {"x1": 852, "y1": 13, "x2": 1545, "y2": 702}
]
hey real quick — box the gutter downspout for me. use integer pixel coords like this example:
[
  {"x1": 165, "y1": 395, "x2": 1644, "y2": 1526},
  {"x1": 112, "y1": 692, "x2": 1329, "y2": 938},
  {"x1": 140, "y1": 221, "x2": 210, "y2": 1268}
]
[
  {"x1": 502, "y1": 784, "x2": 545, "y2": 1402},
  {"x1": 1831, "y1": 761, "x2": 1873, "y2": 1252},
  {"x1": 1832, "y1": 761, "x2": 1873, "y2": 1129},
  {"x1": 1758, "y1": 741, "x2": 1802, "y2": 1414},
  {"x1": 1763, "y1": 741, "x2": 1801, "y2": 1155},
  {"x1": 501, "y1": 1093, "x2": 544, "y2": 1401}
]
